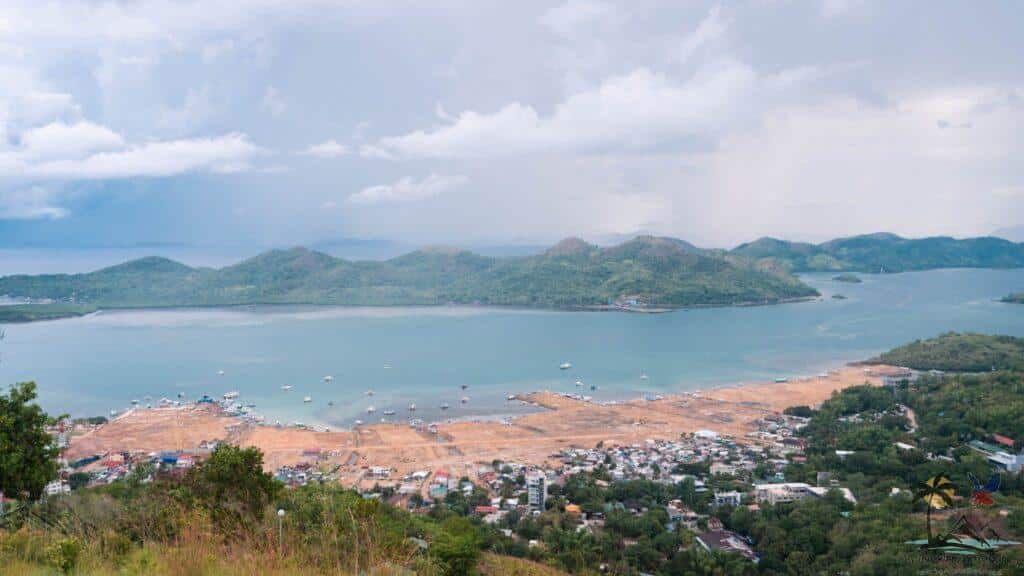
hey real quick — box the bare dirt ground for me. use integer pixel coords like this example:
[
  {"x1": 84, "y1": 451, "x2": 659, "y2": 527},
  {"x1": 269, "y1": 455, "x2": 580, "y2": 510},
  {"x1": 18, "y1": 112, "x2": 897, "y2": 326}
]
[{"x1": 66, "y1": 366, "x2": 888, "y2": 483}]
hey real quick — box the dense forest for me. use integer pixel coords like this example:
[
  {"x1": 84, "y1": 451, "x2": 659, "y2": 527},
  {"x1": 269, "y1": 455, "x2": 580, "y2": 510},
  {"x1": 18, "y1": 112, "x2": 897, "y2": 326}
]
[
  {"x1": 731, "y1": 233, "x2": 1024, "y2": 273},
  {"x1": 0, "y1": 237, "x2": 817, "y2": 312},
  {"x1": 865, "y1": 332, "x2": 1024, "y2": 372},
  {"x1": 1003, "y1": 293, "x2": 1024, "y2": 304}
]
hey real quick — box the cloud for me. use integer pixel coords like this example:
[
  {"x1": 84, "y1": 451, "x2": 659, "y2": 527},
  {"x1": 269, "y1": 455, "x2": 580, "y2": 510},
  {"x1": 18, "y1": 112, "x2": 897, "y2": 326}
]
[
  {"x1": 0, "y1": 186, "x2": 68, "y2": 220},
  {"x1": 18, "y1": 121, "x2": 125, "y2": 160},
  {"x1": 349, "y1": 173, "x2": 468, "y2": 205},
  {"x1": 261, "y1": 85, "x2": 286, "y2": 116},
  {"x1": 303, "y1": 139, "x2": 350, "y2": 158},
  {"x1": 4, "y1": 132, "x2": 264, "y2": 179},
  {"x1": 678, "y1": 6, "x2": 727, "y2": 64},
  {"x1": 374, "y1": 61, "x2": 765, "y2": 158},
  {"x1": 541, "y1": 0, "x2": 618, "y2": 40},
  {"x1": 820, "y1": 0, "x2": 863, "y2": 19}
]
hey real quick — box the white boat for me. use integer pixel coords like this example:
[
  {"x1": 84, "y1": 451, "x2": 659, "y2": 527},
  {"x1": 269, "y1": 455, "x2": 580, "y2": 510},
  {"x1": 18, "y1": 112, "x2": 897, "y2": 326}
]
[
  {"x1": 383, "y1": 363, "x2": 392, "y2": 369},
  {"x1": 367, "y1": 406, "x2": 376, "y2": 414},
  {"x1": 281, "y1": 384, "x2": 293, "y2": 391},
  {"x1": 575, "y1": 380, "x2": 583, "y2": 387},
  {"x1": 355, "y1": 419, "x2": 363, "y2": 426},
  {"x1": 217, "y1": 370, "x2": 225, "y2": 376},
  {"x1": 774, "y1": 377, "x2": 788, "y2": 383},
  {"x1": 303, "y1": 396, "x2": 313, "y2": 403},
  {"x1": 559, "y1": 362, "x2": 572, "y2": 370},
  {"x1": 131, "y1": 399, "x2": 139, "y2": 405},
  {"x1": 323, "y1": 375, "x2": 334, "y2": 383},
  {"x1": 640, "y1": 372, "x2": 648, "y2": 381},
  {"x1": 383, "y1": 409, "x2": 396, "y2": 416},
  {"x1": 408, "y1": 403, "x2": 416, "y2": 411},
  {"x1": 507, "y1": 394, "x2": 516, "y2": 401},
  {"x1": 366, "y1": 390, "x2": 374, "y2": 396},
  {"x1": 223, "y1": 391, "x2": 240, "y2": 400},
  {"x1": 440, "y1": 402, "x2": 450, "y2": 410},
  {"x1": 461, "y1": 396, "x2": 469, "y2": 404}
]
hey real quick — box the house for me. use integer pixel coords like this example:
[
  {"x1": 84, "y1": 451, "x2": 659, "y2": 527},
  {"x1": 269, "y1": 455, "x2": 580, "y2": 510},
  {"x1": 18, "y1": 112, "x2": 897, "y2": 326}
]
[
  {"x1": 993, "y1": 434, "x2": 1016, "y2": 449},
  {"x1": 753, "y1": 483, "x2": 857, "y2": 505},
  {"x1": 527, "y1": 472, "x2": 547, "y2": 512},
  {"x1": 696, "y1": 530, "x2": 758, "y2": 563},
  {"x1": 713, "y1": 491, "x2": 742, "y2": 507}
]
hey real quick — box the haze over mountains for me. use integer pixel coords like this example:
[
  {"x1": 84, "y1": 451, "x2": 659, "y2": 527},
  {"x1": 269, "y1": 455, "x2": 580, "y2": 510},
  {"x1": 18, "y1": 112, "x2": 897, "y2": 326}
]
[{"x1": 1, "y1": 233, "x2": 1022, "y2": 315}]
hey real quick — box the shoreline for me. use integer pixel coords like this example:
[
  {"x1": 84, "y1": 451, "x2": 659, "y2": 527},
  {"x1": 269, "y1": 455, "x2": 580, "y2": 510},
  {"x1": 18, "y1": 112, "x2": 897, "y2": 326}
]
[{"x1": 64, "y1": 362, "x2": 900, "y2": 484}]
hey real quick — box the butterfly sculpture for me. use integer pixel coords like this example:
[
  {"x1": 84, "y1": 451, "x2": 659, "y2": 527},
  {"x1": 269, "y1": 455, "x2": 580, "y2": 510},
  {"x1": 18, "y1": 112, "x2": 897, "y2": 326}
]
[{"x1": 968, "y1": 472, "x2": 1000, "y2": 507}]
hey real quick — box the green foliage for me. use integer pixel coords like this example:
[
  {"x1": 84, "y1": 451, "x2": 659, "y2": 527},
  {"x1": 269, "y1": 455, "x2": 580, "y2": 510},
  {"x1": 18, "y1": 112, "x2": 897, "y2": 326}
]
[
  {"x1": 0, "y1": 237, "x2": 819, "y2": 311},
  {"x1": 0, "y1": 303, "x2": 95, "y2": 323},
  {"x1": 867, "y1": 332, "x2": 1024, "y2": 372},
  {"x1": 68, "y1": 472, "x2": 91, "y2": 491},
  {"x1": 0, "y1": 382, "x2": 61, "y2": 500},
  {"x1": 731, "y1": 233, "x2": 1024, "y2": 272},
  {"x1": 832, "y1": 273, "x2": 862, "y2": 283},
  {"x1": 1002, "y1": 292, "x2": 1024, "y2": 303},
  {"x1": 47, "y1": 536, "x2": 83, "y2": 573},
  {"x1": 185, "y1": 445, "x2": 282, "y2": 523}
]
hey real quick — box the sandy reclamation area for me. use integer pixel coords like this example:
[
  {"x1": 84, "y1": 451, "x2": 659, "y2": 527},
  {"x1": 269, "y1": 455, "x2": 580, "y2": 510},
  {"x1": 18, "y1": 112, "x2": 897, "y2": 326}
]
[{"x1": 66, "y1": 366, "x2": 896, "y2": 485}]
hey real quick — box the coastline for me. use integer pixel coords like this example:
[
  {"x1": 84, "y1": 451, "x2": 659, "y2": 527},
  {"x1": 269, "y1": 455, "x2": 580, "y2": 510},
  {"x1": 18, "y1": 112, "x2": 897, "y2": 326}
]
[{"x1": 63, "y1": 362, "x2": 897, "y2": 486}]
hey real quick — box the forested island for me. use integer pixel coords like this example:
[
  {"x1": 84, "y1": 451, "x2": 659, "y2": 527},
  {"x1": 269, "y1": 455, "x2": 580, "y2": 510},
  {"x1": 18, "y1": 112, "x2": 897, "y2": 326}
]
[
  {"x1": 1003, "y1": 292, "x2": 1024, "y2": 304},
  {"x1": 731, "y1": 233, "x2": 1024, "y2": 272},
  {"x1": 832, "y1": 273, "x2": 862, "y2": 283},
  {"x1": 0, "y1": 236, "x2": 818, "y2": 313}
]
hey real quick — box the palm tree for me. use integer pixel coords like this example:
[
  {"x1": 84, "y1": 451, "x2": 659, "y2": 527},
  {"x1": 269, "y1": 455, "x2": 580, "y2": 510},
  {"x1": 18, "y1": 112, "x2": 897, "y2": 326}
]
[{"x1": 915, "y1": 474, "x2": 955, "y2": 544}]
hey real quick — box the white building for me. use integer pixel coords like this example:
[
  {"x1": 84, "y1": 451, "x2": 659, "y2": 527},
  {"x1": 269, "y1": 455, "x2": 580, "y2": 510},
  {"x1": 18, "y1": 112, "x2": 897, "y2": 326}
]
[
  {"x1": 753, "y1": 483, "x2": 857, "y2": 505},
  {"x1": 527, "y1": 472, "x2": 547, "y2": 512}
]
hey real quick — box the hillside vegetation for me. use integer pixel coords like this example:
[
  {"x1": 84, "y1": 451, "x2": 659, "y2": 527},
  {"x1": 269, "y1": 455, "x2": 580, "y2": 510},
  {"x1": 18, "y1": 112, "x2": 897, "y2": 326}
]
[
  {"x1": 864, "y1": 332, "x2": 1024, "y2": 372},
  {"x1": 731, "y1": 233, "x2": 1024, "y2": 272},
  {"x1": 1002, "y1": 292, "x2": 1024, "y2": 304},
  {"x1": 0, "y1": 237, "x2": 817, "y2": 311}
]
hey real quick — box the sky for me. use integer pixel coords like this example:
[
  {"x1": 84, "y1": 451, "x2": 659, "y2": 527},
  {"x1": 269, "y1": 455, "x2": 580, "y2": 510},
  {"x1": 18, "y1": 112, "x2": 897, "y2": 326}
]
[{"x1": 0, "y1": 0, "x2": 1022, "y2": 252}]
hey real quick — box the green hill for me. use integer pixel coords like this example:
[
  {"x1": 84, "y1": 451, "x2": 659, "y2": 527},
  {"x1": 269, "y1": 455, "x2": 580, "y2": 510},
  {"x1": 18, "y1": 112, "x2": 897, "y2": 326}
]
[
  {"x1": 1002, "y1": 292, "x2": 1024, "y2": 304},
  {"x1": 730, "y1": 233, "x2": 1024, "y2": 272},
  {"x1": 864, "y1": 332, "x2": 1024, "y2": 372},
  {"x1": 0, "y1": 236, "x2": 818, "y2": 312}
]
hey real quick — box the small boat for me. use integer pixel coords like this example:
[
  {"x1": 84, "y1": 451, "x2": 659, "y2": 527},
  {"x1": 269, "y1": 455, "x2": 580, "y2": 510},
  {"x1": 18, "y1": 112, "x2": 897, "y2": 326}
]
[
  {"x1": 217, "y1": 370, "x2": 225, "y2": 376},
  {"x1": 383, "y1": 363, "x2": 392, "y2": 369},
  {"x1": 367, "y1": 406, "x2": 376, "y2": 414},
  {"x1": 383, "y1": 409, "x2": 396, "y2": 416},
  {"x1": 131, "y1": 399, "x2": 139, "y2": 405},
  {"x1": 440, "y1": 402, "x2": 449, "y2": 410},
  {"x1": 354, "y1": 419, "x2": 363, "y2": 426},
  {"x1": 460, "y1": 384, "x2": 468, "y2": 390},
  {"x1": 109, "y1": 409, "x2": 118, "y2": 416},
  {"x1": 244, "y1": 403, "x2": 256, "y2": 408},
  {"x1": 327, "y1": 401, "x2": 335, "y2": 407},
  {"x1": 408, "y1": 403, "x2": 416, "y2": 412},
  {"x1": 559, "y1": 362, "x2": 572, "y2": 370},
  {"x1": 590, "y1": 384, "x2": 597, "y2": 391},
  {"x1": 223, "y1": 391, "x2": 239, "y2": 400},
  {"x1": 323, "y1": 375, "x2": 334, "y2": 383},
  {"x1": 461, "y1": 396, "x2": 469, "y2": 404},
  {"x1": 507, "y1": 394, "x2": 516, "y2": 401},
  {"x1": 303, "y1": 396, "x2": 313, "y2": 403},
  {"x1": 365, "y1": 390, "x2": 374, "y2": 396},
  {"x1": 640, "y1": 372, "x2": 648, "y2": 381},
  {"x1": 281, "y1": 384, "x2": 293, "y2": 391},
  {"x1": 575, "y1": 380, "x2": 583, "y2": 387},
  {"x1": 177, "y1": 392, "x2": 185, "y2": 398},
  {"x1": 774, "y1": 377, "x2": 788, "y2": 383}
]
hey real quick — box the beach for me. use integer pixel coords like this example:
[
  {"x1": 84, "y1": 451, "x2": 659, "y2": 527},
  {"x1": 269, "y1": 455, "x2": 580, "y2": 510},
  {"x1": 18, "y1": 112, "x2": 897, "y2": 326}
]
[{"x1": 64, "y1": 365, "x2": 898, "y2": 486}]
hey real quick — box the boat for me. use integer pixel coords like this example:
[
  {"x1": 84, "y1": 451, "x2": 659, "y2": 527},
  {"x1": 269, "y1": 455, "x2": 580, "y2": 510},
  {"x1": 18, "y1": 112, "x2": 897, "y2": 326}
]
[
  {"x1": 322, "y1": 375, "x2": 333, "y2": 383},
  {"x1": 640, "y1": 372, "x2": 648, "y2": 381},
  {"x1": 365, "y1": 390, "x2": 374, "y2": 396},
  {"x1": 461, "y1": 396, "x2": 469, "y2": 404},
  {"x1": 281, "y1": 384, "x2": 293, "y2": 391},
  {"x1": 440, "y1": 403, "x2": 449, "y2": 410},
  {"x1": 559, "y1": 362, "x2": 572, "y2": 370},
  {"x1": 774, "y1": 377, "x2": 788, "y2": 383},
  {"x1": 303, "y1": 396, "x2": 313, "y2": 403},
  {"x1": 575, "y1": 380, "x2": 583, "y2": 387},
  {"x1": 354, "y1": 419, "x2": 363, "y2": 426},
  {"x1": 383, "y1": 363, "x2": 392, "y2": 369},
  {"x1": 223, "y1": 391, "x2": 240, "y2": 400},
  {"x1": 217, "y1": 370, "x2": 225, "y2": 376},
  {"x1": 177, "y1": 392, "x2": 185, "y2": 398},
  {"x1": 460, "y1": 384, "x2": 468, "y2": 390},
  {"x1": 327, "y1": 401, "x2": 335, "y2": 407},
  {"x1": 408, "y1": 403, "x2": 416, "y2": 411},
  {"x1": 383, "y1": 409, "x2": 396, "y2": 416},
  {"x1": 131, "y1": 399, "x2": 139, "y2": 405},
  {"x1": 590, "y1": 384, "x2": 597, "y2": 391},
  {"x1": 506, "y1": 394, "x2": 516, "y2": 401},
  {"x1": 367, "y1": 406, "x2": 376, "y2": 414}
]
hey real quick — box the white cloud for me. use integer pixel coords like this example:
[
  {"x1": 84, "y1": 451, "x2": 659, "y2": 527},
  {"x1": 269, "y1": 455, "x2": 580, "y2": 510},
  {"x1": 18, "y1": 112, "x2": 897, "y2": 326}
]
[
  {"x1": 6, "y1": 133, "x2": 264, "y2": 179},
  {"x1": 678, "y1": 6, "x2": 727, "y2": 64},
  {"x1": 303, "y1": 139, "x2": 350, "y2": 158},
  {"x1": 349, "y1": 173, "x2": 468, "y2": 205},
  {"x1": 18, "y1": 121, "x2": 124, "y2": 160},
  {"x1": 262, "y1": 85, "x2": 286, "y2": 116},
  {"x1": 0, "y1": 187, "x2": 68, "y2": 220},
  {"x1": 541, "y1": 0, "x2": 618, "y2": 40},
  {"x1": 374, "y1": 61, "x2": 765, "y2": 158}
]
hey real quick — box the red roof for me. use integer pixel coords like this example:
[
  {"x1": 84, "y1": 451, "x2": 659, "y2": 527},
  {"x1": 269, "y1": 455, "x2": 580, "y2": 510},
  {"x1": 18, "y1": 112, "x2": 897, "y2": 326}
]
[
  {"x1": 993, "y1": 434, "x2": 1015, "y2": 447},
  {"x1": 474, "y1": 506, "x2": 498, "y2": 514}
]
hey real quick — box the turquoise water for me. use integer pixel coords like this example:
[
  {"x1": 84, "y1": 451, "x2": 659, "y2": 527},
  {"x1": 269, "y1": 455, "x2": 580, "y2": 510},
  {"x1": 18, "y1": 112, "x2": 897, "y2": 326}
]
[{"x1": 1, "y1": 268, "x2": 1022, "y2": 426}]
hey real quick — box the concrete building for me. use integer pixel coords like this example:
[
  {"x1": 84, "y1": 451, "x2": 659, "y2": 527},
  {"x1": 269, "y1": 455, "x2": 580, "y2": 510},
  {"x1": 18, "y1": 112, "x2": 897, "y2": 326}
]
[{"x1": 527, "y1": 472, "x2": 547, "y2": 512}]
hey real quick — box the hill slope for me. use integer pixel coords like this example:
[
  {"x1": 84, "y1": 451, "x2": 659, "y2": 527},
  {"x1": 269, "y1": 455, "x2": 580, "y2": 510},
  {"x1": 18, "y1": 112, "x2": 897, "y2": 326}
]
[
  {"x1": 0, "y1": 236, "x2": 818, "y2": 311},
  {"x1": 731, "y1": 233, "x2": 1024, "y2": 272}
]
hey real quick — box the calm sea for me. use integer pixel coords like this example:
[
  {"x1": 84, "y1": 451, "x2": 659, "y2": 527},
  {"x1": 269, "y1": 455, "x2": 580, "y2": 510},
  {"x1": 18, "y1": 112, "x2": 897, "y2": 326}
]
[{"x1": 1, "y1": 268, "x2": 1022, "y2": 427}]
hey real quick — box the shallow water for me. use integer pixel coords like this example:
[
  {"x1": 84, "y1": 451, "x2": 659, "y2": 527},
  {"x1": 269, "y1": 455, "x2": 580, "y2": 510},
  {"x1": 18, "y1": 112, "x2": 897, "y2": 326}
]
[{"x1": 1, "y1": 268, "x2": 1022, "y2": 426}]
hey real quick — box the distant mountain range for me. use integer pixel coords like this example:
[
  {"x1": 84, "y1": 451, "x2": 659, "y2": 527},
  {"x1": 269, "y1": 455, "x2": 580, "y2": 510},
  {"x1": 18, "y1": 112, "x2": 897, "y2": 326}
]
[
  {"x1": 2, "y1": 233, "x2": 1022, "y2": 315},
  {"x1": 730, "y1": 233, "x2": 1024, "y2": 273},
  {"x1": 0, "y1": 236, "x2": 817, "y2": 311}
]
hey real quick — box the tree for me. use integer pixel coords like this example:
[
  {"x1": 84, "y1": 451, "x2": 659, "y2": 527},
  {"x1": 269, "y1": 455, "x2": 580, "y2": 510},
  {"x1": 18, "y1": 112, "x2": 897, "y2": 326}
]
[
  {"x1": 914, "y1": 474, "x2": 955, "y2": 544},
  {"x1": 187, "y1": 445, "x2": 281, "y2": 520},
  {"x1": 68, "y1": 472, "x2": 91, "y2": 491},
  {"x1": 0, "y1": 382, "x2": 61, "y2": 500}
]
